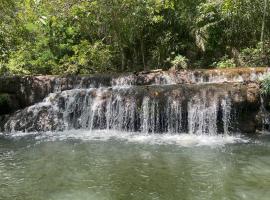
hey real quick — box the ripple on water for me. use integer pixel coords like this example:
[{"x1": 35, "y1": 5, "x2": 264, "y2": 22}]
[
  {"x1": 3, "y1": 130, "x2": 250, "y2": 147},
  {"x1": 0, "y1": 131, "x2": 270, "y2": 200}
]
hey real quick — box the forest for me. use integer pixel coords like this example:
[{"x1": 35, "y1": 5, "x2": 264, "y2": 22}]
[{"x1": 0, "y1": 0, "x2": 269, "y2": 75}]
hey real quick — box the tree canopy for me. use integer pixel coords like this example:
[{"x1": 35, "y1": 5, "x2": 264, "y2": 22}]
[{"x1": 0, "y1": 0, "x2": 269, "y2": 75}]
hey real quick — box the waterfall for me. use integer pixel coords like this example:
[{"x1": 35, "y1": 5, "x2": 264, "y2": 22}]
[
  {"x1": 221, "y1": 97, "x2": 231, "y2": 134},
  {"x1": 166, "y1": 97, "x2": 182, "y2": 133},
  {"x1": 4, "y1": 84, "x2": 234, "y2": 135},
  {"x1": 3, "y1": 68, "x2": 268, "y2": 134},
  {"x1": 188, "y1": 94, "x2": 218, "y2": 135}
]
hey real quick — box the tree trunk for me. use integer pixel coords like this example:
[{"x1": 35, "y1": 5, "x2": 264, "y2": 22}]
[
  {"x1": 231, "y1": 47, "x2": 244, "y2": 66},
  {"x1": 133, "y1": 47, "x2": 138, "y2": 70},
  {"x1": 141, "y1": 38, "x2": 146, "y2": 71},
  {"x1": 261, "y1": 0, "x2": 268, "y2": 55},
  {"x1": 121, "y1": 47, "x2": 126, "y2": 71}
]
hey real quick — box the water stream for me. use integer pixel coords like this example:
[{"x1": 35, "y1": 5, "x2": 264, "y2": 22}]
[
  {"x1": 1, "y1": 131, "x2": 270, "y2": 200},
  {"x1": 4, "y1": 85, "x2": 234, "y2": 134}
]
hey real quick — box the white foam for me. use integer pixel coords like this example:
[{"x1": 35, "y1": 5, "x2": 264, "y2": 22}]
[{"x1": 6, "y1": 130, "x2": 249, "y2": 147}]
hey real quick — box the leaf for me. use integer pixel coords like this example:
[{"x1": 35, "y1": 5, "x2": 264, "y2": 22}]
[
  {"x1": 39, "y1": 18, "x2": 47, "y2": 25},
  {"x1": 25, "y1": 23, "x2": 38, "y2": 32}
]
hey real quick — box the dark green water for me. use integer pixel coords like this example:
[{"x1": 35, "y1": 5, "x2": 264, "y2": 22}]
[{"x1": 1, "y1": 130, "x2": 270, "y2": 200}]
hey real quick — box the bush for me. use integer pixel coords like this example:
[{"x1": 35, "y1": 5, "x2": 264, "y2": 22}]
[
  {"x1": 0, "y1": 62, "x2": 7, "y2": 75},
  {"x1": 216, "y1": 55, "x2": 236, "y2": 68},
  {"x1": 170, "y1": 55, "x2": 189, "y2": 69},
  {"x1": 6, "y1": 42, "x2": 56, "y2": 75},
  {"x1": 240, "y1": 42, "x2": 270, "y2": 67},
  {"x1": 6, "y1": 40, "x2": 113, "y2": 75},
  {"x1": 261, "y1": 74, "x2": 270, "y2": 95},
  {"x1": 54, "y1": 40, "x2": 113, "y2": 74}
]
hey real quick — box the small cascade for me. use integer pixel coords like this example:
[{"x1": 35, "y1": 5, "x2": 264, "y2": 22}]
[
  {"x1": 187, "y1": 92, "x2": 232, "y2": 135},
  {"x1": 221, "y1": 97, "x2": 232, "y2": 134},
  {"x1": 111, "y1": 74, "x2": 136, "y2": 87},
  {"x1": 4, "y1": 85, "x2": 234, "y2": 135},
  {"x1": 1, "y1": 67, "x2": 268, "y2": 135},
  {"x1": 166, "y1": 98, "x2": 182, "y2": 133},
  {"x1": 140, "y1": 97, "x2": 161, "y2": 133},
  {"x1": 188, "y1": 94, "x2": 219, "y2": 135}
]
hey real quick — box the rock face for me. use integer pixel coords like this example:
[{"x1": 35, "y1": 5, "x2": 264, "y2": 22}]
[
  {"x1": 0, "y1": 67, "x2": 269, "y2": 134},
  {"x1": 0, "y1": 75, "x2": 113, "y2": 110},
  {"x1": 0, "y1": 67, "x2": 268, "y2": 111},
  {"x1": 0, "y1": 93, "x2": 19, "y2": 115}
]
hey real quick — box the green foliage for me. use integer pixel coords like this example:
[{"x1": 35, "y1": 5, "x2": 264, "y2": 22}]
[
  {"x1": 195, "y1": 1, "x2": 224, "y2": 52},
  {"x1": 240, "y1": 42, "x2": 270, "y2": 67},
  {"x1": 0, "y1": 0, "x2": 269, "y2": 75},
  {"x1": 261, "y1": 74, "x2": 270, "y2": 95},
  {"x1": 56, "y1": 40, "x2": 113, "y2": 74},
  {"x1": 7, "y1": 42, "x2": 57, "y2": 75},
  {"x1": 216, "y1": 56, "x2": 236, "y2": 68},
  {"x1": 171, "y1": 55, "x2": 189, "y2": 69},
  {"x1": 0, "y1": 62, "x2": 6, "y2": 75}
]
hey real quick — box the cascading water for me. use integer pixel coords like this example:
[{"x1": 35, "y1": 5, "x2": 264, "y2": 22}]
[
  {"x1": 2, "y1": 67, "x2": 269, "y2": 134},
  {"x1": 221, "y1": 97, "x2": 232, "y2": 134},
  {"x1": 3, "y1": 82, "x2": 234, "y2": 135},
  {"x1": 187, "y1": 93, "x2": 218, "y2": 135},
  {"x1": 166, "y1": 97, "x2": 182, "y2": 133}
]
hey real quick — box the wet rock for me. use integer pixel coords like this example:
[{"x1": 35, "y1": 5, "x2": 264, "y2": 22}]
[
  {"x1": 0, "y1": 93, "x2": 19, "y2": 115},
  {"x1": 0, "y1": 75, "x2": 113, "y2": 115},
  {"x1": 236, "y1": 109, "x2": 259, "y2": 134},
  {"x1": 247, "y1": 83, "x2": 260, "y2": 104}
]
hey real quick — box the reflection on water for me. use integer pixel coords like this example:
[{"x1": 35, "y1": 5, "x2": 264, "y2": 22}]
[{"x1": 0, "y1": 131, "x2": 270, "y2": 200}]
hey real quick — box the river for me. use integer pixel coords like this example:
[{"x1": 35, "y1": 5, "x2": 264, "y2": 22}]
[{"x1": 1, "y1": 130, "x2": 270, "y2": 200}]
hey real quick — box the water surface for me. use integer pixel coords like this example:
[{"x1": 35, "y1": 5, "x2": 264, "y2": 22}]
[{"x1": 1, "y1": 131, "x2": 270, "y2": 200}]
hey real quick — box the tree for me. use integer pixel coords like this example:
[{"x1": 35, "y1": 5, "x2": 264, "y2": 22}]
[
  {"x1": 261, "y1": 0, "x2": 268, "y2": 55},
  {"x1": 0, "y1": 0, "x2": 269, "y2": 75}
]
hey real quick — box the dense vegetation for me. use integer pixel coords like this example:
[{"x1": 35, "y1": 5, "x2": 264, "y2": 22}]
[
  {"x1": 261, "y1": 73, "x2": 270, "y2": 95},
  {"x1": 0, "y1": 0, "x2": 269, "y2": 75}
]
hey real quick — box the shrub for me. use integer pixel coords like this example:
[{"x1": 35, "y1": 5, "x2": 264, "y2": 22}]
[
  {"x1": 240, "y1": 42, "x2": 270, "y2": 67},
  {"x1": 171, "y1": 55, "x2": 189, "y2": 69},
  {"x1": 0, "y1": 62, "x2": 7, "y2": 75},
  {"x1": 55, "y1": 40, "x2": 113, "y2": 74},
  {"x1": 6, "y1": 42, "x2": 56, "y2": 75},
  {"x1": 216, "y1": 55, "x2": 236, "y2": 68},
  {"x1": 261, "y1": 74, "x2": 270, "y2": 95}
]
